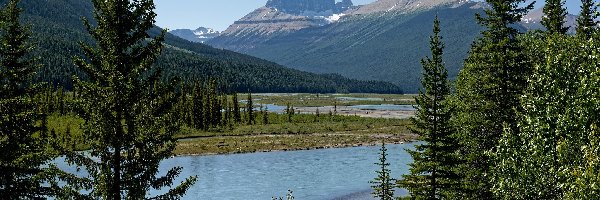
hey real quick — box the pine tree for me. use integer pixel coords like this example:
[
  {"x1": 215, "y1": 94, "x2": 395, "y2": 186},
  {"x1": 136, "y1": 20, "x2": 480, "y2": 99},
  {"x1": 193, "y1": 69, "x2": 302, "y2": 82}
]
[
  {"x1": 65, "y1": 0, "x2": 196, "y2": 199},
  {"x1": 542, "y1": 0, "x2": 569, "y2": 34},
  {"x1": 286, "y1": 103, "x2": 294, "y2": 123},
  {"x1": 370, "y1": 143, "x2": 395, "y2": 200},
  {"x1": 0, "y1": 0, "x2": 52, "y2": 198},
  {"x1": 454, "y1": 0, "x2": 533, "y2": 197},
  {"x1": 576, "y1": 0, "x2": 598, "y2": 39},
  {"x1": 192, "y1": 81, "x2": 205, "y2": 130},
  {"x1": 246, "y1": 92, "x2": 254, "y2": 125},
  {"x1": 232, "y1": 92, "x2": 241, "y2": 123},
  {"x1": 398, "y1": 17, "x2": 460, "y2": 199},
  {"x1": 262, "y1": 104, "x2": 269, "y2": 125}
]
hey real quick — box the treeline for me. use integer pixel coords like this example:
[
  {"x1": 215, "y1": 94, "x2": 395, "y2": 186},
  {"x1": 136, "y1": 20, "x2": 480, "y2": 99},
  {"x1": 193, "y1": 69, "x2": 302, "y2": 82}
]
[
  {"x1": 372, "y1": 0, "x2": 600, "y2": 199},
  {"x1": 0, "y1": 0, "x2": 403, "y2": 94}
]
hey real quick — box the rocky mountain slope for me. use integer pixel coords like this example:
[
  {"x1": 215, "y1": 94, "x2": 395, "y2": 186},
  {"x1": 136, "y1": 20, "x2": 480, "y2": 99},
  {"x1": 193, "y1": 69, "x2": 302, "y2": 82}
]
[
  {"x1": 169, "y1": 27, "x2": 220, "y2": 43},
  {"x1": 206, "y1": 0, "x2": 485, "y2": 93},
  {"x1": 204, "y1": 0, "x2": 579, "y2": 93}
]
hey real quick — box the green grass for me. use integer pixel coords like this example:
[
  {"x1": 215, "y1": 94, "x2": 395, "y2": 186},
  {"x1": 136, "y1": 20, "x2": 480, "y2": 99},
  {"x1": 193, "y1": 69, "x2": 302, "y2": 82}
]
[{"x1": 48, "y1": 112, "x2": 415, "y2": 155}]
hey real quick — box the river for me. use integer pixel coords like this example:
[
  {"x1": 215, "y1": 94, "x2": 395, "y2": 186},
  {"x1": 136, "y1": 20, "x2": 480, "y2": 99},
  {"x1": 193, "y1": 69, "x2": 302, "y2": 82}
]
[{"x1": 57, "y1": 143, "x2": 416, "y2": 199}]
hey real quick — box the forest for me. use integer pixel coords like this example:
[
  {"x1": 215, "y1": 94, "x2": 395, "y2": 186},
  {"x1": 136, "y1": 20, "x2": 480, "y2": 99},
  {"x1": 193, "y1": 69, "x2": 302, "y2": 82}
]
[
  {"x1": 370, "y1": 0, "x2": 600, "y2": 199},
  {"x1": 2, "y1": 0, "x2": 600, "y2": 199}
]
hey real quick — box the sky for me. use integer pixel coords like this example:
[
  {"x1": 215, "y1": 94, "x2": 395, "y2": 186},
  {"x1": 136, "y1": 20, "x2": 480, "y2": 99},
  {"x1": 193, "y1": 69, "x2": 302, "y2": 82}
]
[{"x1": 155, "y1": 0, "x2": 587, "y2": 32}]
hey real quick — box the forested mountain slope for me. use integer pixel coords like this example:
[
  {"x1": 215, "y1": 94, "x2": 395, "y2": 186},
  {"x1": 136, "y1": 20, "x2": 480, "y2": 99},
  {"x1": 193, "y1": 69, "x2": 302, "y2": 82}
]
[
  {"x1": 8, "y1": 0, "x2": 401, "y2": 93},
  {"x1": 207, "y1": 0, "x2": 487, "y2": 93}
]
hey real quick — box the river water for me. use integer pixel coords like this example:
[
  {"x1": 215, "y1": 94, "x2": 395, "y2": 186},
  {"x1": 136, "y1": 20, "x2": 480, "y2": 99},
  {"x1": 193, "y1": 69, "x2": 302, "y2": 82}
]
[
  {"x1": 56, "y1": 143, "x2": 416, "y2": 199},
  {"x1": 155, "y1": 143, "x2": 415, "y2": 199}
]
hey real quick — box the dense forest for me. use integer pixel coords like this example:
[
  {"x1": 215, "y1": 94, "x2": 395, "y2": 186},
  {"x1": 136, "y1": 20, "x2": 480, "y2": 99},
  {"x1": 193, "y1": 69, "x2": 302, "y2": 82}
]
[
  {"x1": 371, "y1": 0, "x2": 600, "y2": 199},
  {"x1": 3, "y1": 0, "x2": 600, "y2": 199},
  {"x1": 2, "y1": 0, "x2": 402, "y2": 94}
]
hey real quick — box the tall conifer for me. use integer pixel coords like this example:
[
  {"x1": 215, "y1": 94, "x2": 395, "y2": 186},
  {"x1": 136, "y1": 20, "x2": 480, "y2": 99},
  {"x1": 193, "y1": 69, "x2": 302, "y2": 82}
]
[
  {"x1": 576, "y1": 0, "x2": 598, "y2": 39},
  {"x1": 542, "y1": 0, "x2": 569, "y2": 34},
  {"x1": 232, "y1": 92, "x2": 241, "y2": 123},
  {"x1": 370, "y1": 143, "x2": 395, "y2": 200},
  {"x1": 398, "y1": 16, "x2": 459, "y2": 199},
  {"x1": 0, "y1": 0, "x2": 52, "y2": 198},
  {"x1": 454, "y1": 0, "x2": 533, "y2": 197},
  {"x1": 67, "y1": 0, "x2": 196, "y2": 198},
  {"x1": 246, "y1": 92, "x2": 254, "y2": 125}
]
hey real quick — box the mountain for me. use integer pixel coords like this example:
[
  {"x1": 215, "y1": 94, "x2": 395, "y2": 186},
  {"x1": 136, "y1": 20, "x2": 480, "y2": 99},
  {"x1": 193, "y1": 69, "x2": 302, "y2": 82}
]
[
  {"x1": 208, "y1": 0, "x2": 356, "y2": 51},
  {"x1": 207, "y1": 0, "x2": 484, "y2": 93},
  {"x1": 169, "y1": 27, "x2": 220, "y2": 43},
  {"x1": 5, "y1": 0, "x2": 401, "y2": 93},
  {"x1": 519, "y1": 7, "x2": 578, "y2": 34}
]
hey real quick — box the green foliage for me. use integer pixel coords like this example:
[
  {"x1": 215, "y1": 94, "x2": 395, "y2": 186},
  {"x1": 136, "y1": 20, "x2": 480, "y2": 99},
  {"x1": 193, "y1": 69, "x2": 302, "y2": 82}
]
[
  {"x1": 398, "y1": 17, "x2": 460, "y2": 199},
  {"x1": 492, "y1": 20, "x2": 600, "y2": 199},
  {"x1": 0, "y1": 0, "x2": 53, "y2": 198},
  {"x1": 60, "y1": 0, "x2": 196, "y2": 199},
  {"x1": 575, "y1": 0, "x2": 598, "y2": 39},
  {"x1": 246, "y1": 92, "x2": 255, "y2": 125},
  {"x1": 370, "y1": 143, "x2": 395, "y2": 200},
  {"x1": 453, "y1": 0, "x2": 533, "y2": 197},
  {"x1": 541, "y1": 0, "x2": 569, "y2": 34}
]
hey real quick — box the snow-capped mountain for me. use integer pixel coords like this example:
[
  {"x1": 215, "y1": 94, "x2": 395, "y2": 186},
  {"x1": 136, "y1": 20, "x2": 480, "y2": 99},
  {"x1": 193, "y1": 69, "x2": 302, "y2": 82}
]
[
  {"x1": 169, "y1": 27, "x2": 220, "y2": 43},
  {"x1": 519, "y1": 7, "x2": 578, "y2": 34}
]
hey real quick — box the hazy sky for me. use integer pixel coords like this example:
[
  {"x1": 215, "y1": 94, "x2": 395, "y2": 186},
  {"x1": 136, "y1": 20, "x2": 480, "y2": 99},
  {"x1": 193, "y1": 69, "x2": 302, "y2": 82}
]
[{"x1": 154, "y1": 0, "x2": 586, "y2": 31}]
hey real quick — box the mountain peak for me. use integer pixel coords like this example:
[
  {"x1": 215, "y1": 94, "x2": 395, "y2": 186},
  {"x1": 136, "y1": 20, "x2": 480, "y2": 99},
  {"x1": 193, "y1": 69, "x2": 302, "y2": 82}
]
[{"x1": 169, "y1": 27, "x2": 220, "y2": 43}]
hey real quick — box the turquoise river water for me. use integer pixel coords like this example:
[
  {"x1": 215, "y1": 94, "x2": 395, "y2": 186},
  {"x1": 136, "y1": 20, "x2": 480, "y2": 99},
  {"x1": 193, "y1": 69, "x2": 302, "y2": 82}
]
[{"x1": 57, "y1": 143, "x2": 416, "y2": 199}]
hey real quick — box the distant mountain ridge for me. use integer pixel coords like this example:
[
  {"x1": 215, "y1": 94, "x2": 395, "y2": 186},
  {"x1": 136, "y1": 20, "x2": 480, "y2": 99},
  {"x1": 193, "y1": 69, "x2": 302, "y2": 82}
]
[
  {"x1": 519, "y1": 7, "x2": 578, "y2": 34},
  {"x1": 169, "y1": 27, "x2": 220, "y2": 43}
]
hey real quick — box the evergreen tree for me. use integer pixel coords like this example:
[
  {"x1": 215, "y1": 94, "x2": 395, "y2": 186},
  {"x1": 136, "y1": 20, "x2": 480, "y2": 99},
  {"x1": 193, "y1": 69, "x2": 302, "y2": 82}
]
[
  {"x1": 286, "y1": 103, "x2": 294, "y2": 123},
  {"x1": 246, "y1": 92, "x2": 254, "y2": 125},
  {"x1": 398, "y1": 17, "x2": 460, "y2": 199},
  {"x1": 0, "y1": 0, "x2": 52, "y2": 198},
  {"x1": 192, "y1": 81, "x2": 205, "y2": 130},
  {"x1": 454, "y1": 0, "x2": 533, "y2": 197},
  {"x1": 542, "y1": 0, "x2": 569, "y2": 34},
  {"x1": 576, "y1": 0, "x2": 598, "y2": 39},
  {"x1": 65, "y1": 0, "x2": 196, "y2": 198},
  {"x1": 370, "y1": 143, "x2": 395, "y2": 200},
  {"x1": 232, "y1": 92, "x2": 241, "y2": 123},
  {"x1": 262, "y1": 104, "x2": 269, "y2": 125}
]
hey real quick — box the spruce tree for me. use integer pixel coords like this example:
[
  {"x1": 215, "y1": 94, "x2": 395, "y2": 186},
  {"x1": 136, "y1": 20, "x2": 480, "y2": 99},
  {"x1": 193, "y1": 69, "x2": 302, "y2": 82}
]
[
  {"x1": 192, "y1": 81, "x2": 205, "y2": 130},
  {"x1": 370, "y1": 143, "x2": 395, "y2": 200},
  {"x1": 0, "y1": 0, "x2": 52, "y2": 198},
  {"x1": 262, "y1": 104, "x2": 269, "y2": 125},
  {"x1": 576, "y1": 0, "x2": 598, "y2": 39},
  {"x1": 66, "y1": 0, "x2": 196, "y2": 199},
  {"x1": 398, "y1": 16, "x2": 460, "y2": 199},
  {"x1": 246, "y1": 92, "x2": 254, "y2": 125},
  {"x1": 542, "y1": 0, "x2": 569, "y2": 34},
  {"x1": 454, "y1": 0, "x2": 533, "y2": 197},
  {"x1": 232, "y1": 92, "x2": 241, "y2": 123}
]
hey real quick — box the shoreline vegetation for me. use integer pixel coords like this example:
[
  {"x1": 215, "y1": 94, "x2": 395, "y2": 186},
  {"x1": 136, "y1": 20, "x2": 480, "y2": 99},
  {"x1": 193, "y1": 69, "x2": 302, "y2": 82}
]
[{"x1": 47, "y1": 93, "x2": 418, "y2": 156}]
